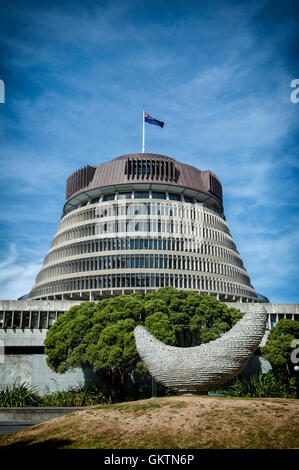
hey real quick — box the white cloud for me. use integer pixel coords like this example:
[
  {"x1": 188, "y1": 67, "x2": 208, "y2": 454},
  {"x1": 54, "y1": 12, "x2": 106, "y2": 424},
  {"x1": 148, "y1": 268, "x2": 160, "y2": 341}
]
[{"x1": 0, "y1": 244, "x2": 42, "y2": 300}]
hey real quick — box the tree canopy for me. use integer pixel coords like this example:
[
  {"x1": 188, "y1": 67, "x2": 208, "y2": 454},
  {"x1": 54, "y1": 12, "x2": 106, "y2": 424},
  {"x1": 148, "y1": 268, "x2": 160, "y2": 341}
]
[
  {"x1": 44, "y1": 287, "x2": 243, "y2": 398},
  {"x1": 261, "y1": 319, "x2": 299, "y2": 376}
]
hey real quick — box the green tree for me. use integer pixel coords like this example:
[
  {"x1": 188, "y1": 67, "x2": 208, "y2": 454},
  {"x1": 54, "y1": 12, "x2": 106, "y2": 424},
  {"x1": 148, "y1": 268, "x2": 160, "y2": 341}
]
[
  {"x1": 143, "y1": 288, "x2": 243, "y2": 347},
  {"x1": 44, "y1": 287, "x2": 243, "y2": 399},
  {"x1": 261, "y1": 319, "x2": 299, "y2": 377},
  {"x1": 45, "y1": 295, "x2": 145, "y2": 399}
]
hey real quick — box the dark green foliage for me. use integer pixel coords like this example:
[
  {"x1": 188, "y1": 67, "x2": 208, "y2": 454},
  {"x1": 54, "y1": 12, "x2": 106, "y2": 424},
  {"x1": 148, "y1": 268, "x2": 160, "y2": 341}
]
[
  {"x1": 0, "y1": 383, "x2": 111, "y2": 407},
  {"x1": 44, "y1": 288, "x2": 243, "y2": 399},
  {"x1": 44, "y1": 302, "x2": 98, "y2": 373},
  {"x1": 223, "y1": 372, "x2": 296, "y2": 398},
  {"x1": 0, "y1": 383, "x2": 41, "y2": 407},
  {"x1": 261, "y1": 319, "x2": 299, "y2": 377},
  {"x1": 143, "y1": 288, "x2": 243, "y2": 347},
  {"x1": 41, "y1": 385, "x2": 111, "y2": 407},
  {"x1": 144, "y1": 312, "x2": 176, "y2": 345}
]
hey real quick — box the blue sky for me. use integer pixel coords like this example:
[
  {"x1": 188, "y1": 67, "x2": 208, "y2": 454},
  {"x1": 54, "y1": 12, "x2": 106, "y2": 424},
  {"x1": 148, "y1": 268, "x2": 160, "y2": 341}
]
[{"x1": 0, "y1": 0, "x2": 298, "y2": 302}]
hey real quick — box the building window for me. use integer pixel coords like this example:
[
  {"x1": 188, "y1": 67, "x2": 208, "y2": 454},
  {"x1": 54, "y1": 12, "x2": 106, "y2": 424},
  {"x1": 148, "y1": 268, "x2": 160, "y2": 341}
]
[
  {"x1": 22, "y1": 312, "x2": 31, "y2": 328},
  {"x1": 103, "y1": 193, "x2": 115, "y2": 201},
  {"x1": 40, "y1": 312, "x2": 48, "y2": 329},
  {"x1": 270, "y1": 314, "x2": 276, "y2": 328},
  {"x1": 4, "y1": 312, "x2": 13, "y2": 328},
  {"x1": 135, "y1": 191, "x2": 149, "y2": 199},
  {"x1": 31, "y1": 312, "x2": 39, "y2": 328},
  {"x1": 49, "y1": 312, "x2": 56, "y2": 328},
  {"x1": 12, "y1": 312, "x2": 21, "y2": 328},
  {"x1": 152, "y1": 192, "x2": 166, "y2": 199},
  {"x1": 90, "y1": 197, "x2": 100, "y2": 204},
  {"x1": 118, "y1": 192, "x2": 132, "y2": 199},
  {"x1": 169, "y1": 193, "x2": 181, "y2": 201}
]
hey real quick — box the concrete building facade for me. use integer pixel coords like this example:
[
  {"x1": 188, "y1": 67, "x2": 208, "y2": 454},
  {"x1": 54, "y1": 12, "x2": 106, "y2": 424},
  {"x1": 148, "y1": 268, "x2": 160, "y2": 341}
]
[
  {"x1": 29, "y1": 153, "x2": 258, "y2": 302},
  {"x1": 0, "y1": 153, "x2": 298, "y2": 393}
]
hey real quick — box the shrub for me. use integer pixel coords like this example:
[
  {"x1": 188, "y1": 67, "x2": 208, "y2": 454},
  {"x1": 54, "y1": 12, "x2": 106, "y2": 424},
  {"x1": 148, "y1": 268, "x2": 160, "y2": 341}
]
[
  {"x1": 225, "y1": 372, "x2": 295, "y2": 398},
  {"x1": 41, "y1": 384, "x2": 111, "y2": 407},
  {"x1": 0, "y1": 382, "x2": 111, "y2": 407},
  {"x1": 261, "y1": 319, "x2": 299, "y2": 378},
  {"x1": 0, "y1": 382, "x2": 41, "y2": 407}
]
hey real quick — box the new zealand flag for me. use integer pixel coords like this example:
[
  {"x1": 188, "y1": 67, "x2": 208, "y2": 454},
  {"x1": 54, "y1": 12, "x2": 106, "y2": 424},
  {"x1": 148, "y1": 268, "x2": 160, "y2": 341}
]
[{"x1": 144, "y1": 112, "x2": 164, "y2": 128}]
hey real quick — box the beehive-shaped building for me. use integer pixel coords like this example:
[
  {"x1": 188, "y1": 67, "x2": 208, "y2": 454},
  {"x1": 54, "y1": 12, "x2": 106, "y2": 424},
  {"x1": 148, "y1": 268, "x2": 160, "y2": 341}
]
[{"x1": 29, "y1": 153, "x2": 258, "y2": 302}]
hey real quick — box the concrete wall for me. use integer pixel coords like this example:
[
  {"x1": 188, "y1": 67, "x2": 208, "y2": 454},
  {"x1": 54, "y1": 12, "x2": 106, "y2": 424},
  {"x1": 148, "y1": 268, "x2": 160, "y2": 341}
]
[
  {"x1": 225, "y1": 302, "x2": 299, "y2": 315},
  {"x1": 0, "y1": 353, "x2": 101, "y2": 394},
  {"x1": 0, "y1": 329, "x2": 47, "y2": 347},
  {"x1": 0, "y1": 318, "x2": 101, "y2": 394},
  {"x1": 0, "y1": 299, "x2": 82, "y2": 311}
]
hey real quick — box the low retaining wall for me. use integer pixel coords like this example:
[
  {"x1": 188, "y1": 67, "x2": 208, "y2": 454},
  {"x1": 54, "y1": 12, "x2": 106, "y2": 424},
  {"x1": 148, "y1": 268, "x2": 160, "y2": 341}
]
[{"x1": 0, "y1": 407, "x2": 86, "y2": 422}]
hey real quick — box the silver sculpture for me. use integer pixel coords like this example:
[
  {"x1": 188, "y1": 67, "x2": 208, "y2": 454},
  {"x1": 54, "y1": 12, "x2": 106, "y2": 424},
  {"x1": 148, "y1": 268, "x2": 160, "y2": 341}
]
[{"x1": 134, "y1": 303, "x2": 267, "y2": 393}]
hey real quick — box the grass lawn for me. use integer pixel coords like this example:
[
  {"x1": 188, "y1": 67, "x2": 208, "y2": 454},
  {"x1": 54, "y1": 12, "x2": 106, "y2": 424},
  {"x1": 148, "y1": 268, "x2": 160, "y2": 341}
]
[{"x1": 0, "y1": 395, "x2": 298, "y2": 449}]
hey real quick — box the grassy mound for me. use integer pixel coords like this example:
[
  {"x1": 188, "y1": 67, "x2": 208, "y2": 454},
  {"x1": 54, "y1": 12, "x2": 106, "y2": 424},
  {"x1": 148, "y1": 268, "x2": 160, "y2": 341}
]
[{"x1": 0, "y1": 396, "x2": 298, "y2": 449}]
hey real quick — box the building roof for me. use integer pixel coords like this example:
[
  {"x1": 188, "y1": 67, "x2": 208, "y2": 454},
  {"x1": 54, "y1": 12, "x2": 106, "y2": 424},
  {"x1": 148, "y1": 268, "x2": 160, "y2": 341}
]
[{"x1": 65, "y1": 153, "x2": 223, "y2": 206}]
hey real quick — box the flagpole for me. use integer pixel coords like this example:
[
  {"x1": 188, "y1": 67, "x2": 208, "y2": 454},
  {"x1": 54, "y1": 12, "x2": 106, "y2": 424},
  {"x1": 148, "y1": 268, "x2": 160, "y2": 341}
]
[{"x1": 142, "y1": 108, "x2": 145, "y2": 153}]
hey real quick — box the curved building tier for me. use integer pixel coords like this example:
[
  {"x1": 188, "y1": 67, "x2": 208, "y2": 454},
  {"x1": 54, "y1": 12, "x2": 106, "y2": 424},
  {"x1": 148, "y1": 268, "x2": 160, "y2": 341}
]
[{"x1": 29, "y1": 153, "x2": 258, "y2": 302}]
